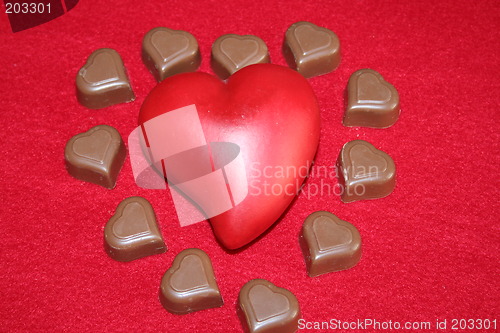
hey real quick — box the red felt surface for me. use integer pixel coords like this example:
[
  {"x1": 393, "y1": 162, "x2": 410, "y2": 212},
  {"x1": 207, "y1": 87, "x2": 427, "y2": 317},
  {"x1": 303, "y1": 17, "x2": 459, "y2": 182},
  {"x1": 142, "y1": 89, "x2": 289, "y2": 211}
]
[{"x1": 0, "y1": 0, "x2": 499, "y2": 332}]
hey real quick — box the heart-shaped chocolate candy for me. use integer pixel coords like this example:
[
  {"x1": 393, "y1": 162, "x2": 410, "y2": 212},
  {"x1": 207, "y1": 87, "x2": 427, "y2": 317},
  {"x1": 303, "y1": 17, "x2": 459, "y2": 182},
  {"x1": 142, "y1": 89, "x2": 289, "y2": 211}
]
[
  {"x1": 142, "y1": 27, "x2": 201, "y2": 82},
  {"x1": 336, "y1": 140, "x2": 396, "y2": 202},
  {"x1": 300, "y1": 211, "x2": 361, "y2": 277},
  {"x1": 76, "y1": 48, "x2": 135, "y2": 109},
  {"x1": 65, "y1": 125, "x2": 126, "y2": 189},
  {"x1": 343, "y1": 69, "x2": 400, "y2": 128},
  {"x1": 104, "y1": 196, "x2": 166, "y2": 262},
  {"x1": 283, "y1": 21, "x2": 341, "y2": 78},
  {"x1": 159, "y1": 248, "x2": 223, "y2": 314},
  {"x1": 238, "y1": 279, "x2": 300, "y2": 333},
  {"x1": 211, "y1": 34, "x2": 270, "y2": 79}
]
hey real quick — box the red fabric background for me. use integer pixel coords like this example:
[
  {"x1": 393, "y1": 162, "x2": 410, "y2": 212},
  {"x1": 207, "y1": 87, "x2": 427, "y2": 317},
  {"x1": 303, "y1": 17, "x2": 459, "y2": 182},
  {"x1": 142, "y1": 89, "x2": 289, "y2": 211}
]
[{"x1": 0, "y1": 0, "x2": 498, "y2": 332}]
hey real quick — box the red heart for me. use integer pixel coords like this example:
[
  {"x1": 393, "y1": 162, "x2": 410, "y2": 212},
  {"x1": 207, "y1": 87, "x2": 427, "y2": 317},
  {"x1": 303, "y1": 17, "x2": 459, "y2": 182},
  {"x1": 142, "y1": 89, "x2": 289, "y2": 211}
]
[{"x1": 139, "y1": 64, "x2": 320, "y2": 249}]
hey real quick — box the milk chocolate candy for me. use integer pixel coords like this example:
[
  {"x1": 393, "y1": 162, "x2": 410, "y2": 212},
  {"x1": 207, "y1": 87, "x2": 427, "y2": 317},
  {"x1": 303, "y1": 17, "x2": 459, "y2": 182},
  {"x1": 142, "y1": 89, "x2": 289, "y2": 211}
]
[
  {"x1": 159, "y1": 249, "x2": 223, "y2": 314},
  {"x1": 336, "y1": 140, "x2": 396, "y2": 203},
  {"x1": 343, "y1": 69, "x2": 400, "y2": 128},
  {"x1": 104, "y1": 197, "x2": 166, "y2": 262},
  {"x1": 283, "y1": 21, "x2": 341, "y2": 78},
  {"x1": 238, "y1": 279, "x2": 300, "y2": 333},
  {"x1": 76, "y1": 48, "x2": 135, "y2": 109},
  {"x1": 300, "y1": 211, "x2": 362, "y2": 277},
  {"x1": 64, "y1": 125, "x2": 126, "y2": 189},
  {"x1": 142, "y1": 27, "x2": 201, "y2": 82},
  {"x1": 211, "y1": 34, "x2": 270, "y2": 79}
]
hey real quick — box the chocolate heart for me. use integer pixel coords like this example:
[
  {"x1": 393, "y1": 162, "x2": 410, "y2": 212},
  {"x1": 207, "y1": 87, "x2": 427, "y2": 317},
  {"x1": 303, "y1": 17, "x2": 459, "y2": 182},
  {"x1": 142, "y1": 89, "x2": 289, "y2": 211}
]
[
  {"x1": 104, "y1": 196, "x2": 166, "y2": 262},
  {"x1": 142, "y1": 27, "x2": 201, "y2": 82},
  {"x1": 138, "y1": 64, "x2": 320, "y2": 249},
  {"x1": 356, "y1": 72, "x2": 392, "y2": 103},
  {"x1": 169, "y1": 254, "x2": 209, "y2": 292},
  {"x1": 336, "y1": 140, "x2": 396, "y2": 202},
  {"x1": 238, "y1": 279, "x2": 300, "y2": 333},
  {"x1": 313, "y1": 216, "x2": 353, "y2": 251},
  {"x1": 65, "y1": 125, "x2": 126, "y2": 189},
  {"x1": 300, "y1": 211, "x2": 362, "y2": 277},
  {"x1": 343, "y1": 68, "x2": 400, "y2": 128},
  {"x1": 76, "y1": 48, "x2": 135, "y2": 109},
  {"x1": 112, "y1": 203, "x2": 151, "y2": 238},
  {"x1": 294, "y1": 24, "x2": 334, "y2": 56},
  {"x1": 211, "y1": 34, "x2": 270, "y2": 79},
  {"x1": 159, "y1": 248, "x2": 223, "y2": 314},
  {"x1": 283, "y1": 21, "x2": 341, "y2": 78},
  {"x1": 151, "y1": 31, "x2": 189, "y2": 61},
  {"x1": 73, "y1": 129, "x2": 112, "y2": 163}
]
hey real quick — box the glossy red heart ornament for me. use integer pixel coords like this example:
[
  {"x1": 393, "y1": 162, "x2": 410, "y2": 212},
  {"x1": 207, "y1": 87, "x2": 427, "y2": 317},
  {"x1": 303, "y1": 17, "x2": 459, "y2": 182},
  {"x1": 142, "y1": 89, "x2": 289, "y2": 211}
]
[{"x1": 139, "y1": 64, "x2": 320, "y2": 249}]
